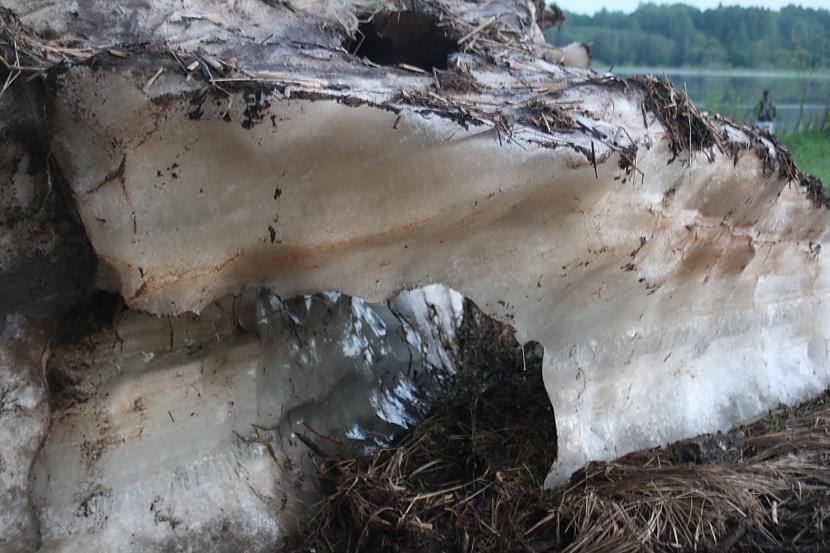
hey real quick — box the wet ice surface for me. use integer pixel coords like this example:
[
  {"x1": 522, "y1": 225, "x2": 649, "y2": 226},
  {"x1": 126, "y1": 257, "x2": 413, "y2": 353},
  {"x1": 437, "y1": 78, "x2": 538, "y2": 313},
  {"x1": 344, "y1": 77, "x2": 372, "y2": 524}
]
[
  {"x1": 39, "y1": 56, "x2": 830, "y2": 535},
  {"x1": 32, "y1": 286, "x2": 463, "y2": 552}
]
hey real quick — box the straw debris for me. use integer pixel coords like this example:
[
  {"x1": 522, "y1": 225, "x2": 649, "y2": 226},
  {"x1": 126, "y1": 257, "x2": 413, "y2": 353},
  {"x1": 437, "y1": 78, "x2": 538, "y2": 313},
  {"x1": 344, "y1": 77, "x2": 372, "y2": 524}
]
[
  {"x1": 723, "y1": 121, "x2": 829, "y2": 208},
  {"x1": 628, "y1": 74, "x2": 724, "y2": 160},
  {"x1": 284, "y1": 344, "x2": 830, "y2": 553},
  {"x1": 522, "y1": 100, "x2": 579, "y2": 134},
  {"x1": 619, "y1": 73, "x2": 826, "y2": 206}
]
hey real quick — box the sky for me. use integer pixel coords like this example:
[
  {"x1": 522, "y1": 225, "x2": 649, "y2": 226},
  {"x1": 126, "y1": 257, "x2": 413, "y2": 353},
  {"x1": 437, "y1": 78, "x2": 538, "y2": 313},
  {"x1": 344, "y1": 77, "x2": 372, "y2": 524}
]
[{"x1": 554, "y1": 1, "x2": 830, "y2": 14}]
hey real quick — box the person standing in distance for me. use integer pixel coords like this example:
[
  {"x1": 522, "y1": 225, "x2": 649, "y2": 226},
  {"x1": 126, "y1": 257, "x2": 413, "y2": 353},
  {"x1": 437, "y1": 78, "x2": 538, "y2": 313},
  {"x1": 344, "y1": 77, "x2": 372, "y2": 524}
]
[{"x1": 754, "y1": 90, "x2": 777, "y2": 134}]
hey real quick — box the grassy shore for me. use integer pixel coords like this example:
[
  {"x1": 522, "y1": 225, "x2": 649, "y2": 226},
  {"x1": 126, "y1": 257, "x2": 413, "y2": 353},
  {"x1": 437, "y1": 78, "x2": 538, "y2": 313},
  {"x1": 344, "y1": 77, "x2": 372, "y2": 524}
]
[{"x1": 779, "y1": 130, "x2": 830, "y2": 193}]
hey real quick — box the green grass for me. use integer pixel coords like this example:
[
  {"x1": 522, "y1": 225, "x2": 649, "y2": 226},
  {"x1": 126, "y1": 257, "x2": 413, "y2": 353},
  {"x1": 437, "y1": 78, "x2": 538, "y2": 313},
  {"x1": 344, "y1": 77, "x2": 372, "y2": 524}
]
[{"x1": 779, "y1": 130, "x2": 830, "y2": 193}]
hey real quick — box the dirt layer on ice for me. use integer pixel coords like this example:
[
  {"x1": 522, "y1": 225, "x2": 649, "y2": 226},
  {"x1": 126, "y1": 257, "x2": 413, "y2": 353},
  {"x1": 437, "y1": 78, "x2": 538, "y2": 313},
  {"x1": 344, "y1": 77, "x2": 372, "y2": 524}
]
[{"x1": 284, "y1": 318, "x2": 830, "y2": 553}]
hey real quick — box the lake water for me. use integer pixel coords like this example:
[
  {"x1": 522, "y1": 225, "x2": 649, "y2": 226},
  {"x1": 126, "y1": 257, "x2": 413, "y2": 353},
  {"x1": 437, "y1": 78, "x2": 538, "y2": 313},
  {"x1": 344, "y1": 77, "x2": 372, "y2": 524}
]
[{"x1": 611, "y1": 66, "x2": 830, "y2": 133}]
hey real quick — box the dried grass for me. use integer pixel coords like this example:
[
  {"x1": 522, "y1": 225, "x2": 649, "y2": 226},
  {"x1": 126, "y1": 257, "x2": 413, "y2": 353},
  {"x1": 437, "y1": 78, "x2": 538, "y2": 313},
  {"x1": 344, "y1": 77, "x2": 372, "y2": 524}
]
[
  {"x1": 284, "y1": 354, "x2": 830, "y2": 553},
  {"x1": 628, "y1": 74, "x2": 724, "y2": 159},
  {"x1": 282, "y1": 346, "x2": 558, "y2": 553}
]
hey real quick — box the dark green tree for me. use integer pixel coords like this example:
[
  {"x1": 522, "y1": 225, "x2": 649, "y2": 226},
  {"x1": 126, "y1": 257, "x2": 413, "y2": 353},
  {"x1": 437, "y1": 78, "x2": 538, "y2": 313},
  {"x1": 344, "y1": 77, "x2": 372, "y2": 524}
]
[{"x1": 548, "y1": 3, "x2": 830, "y2": 70}]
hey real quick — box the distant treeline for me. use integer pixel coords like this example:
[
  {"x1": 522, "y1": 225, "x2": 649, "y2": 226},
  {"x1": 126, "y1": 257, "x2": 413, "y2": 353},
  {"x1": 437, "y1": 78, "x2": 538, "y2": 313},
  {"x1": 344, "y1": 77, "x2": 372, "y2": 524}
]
[{"x1": 547, "y1": 3, "x2": 830, "y2": 69}]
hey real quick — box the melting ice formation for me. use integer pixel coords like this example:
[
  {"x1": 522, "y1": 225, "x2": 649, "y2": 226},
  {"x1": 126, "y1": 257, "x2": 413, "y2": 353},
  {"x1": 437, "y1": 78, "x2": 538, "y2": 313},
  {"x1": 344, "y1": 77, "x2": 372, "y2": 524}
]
[
  {"x1": 53, "y1": 67, "x2": 830, "y2": 491},
  {"x1": 2, "y1": 0, "x2": 830, "y2": 550}
]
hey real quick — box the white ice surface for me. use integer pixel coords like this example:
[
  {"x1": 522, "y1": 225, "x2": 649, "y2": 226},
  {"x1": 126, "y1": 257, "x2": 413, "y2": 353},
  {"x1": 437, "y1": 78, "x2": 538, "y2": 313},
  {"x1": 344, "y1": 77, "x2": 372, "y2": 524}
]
[{"x1": 48, "y1": 66, "x2": 830, "y2": 493}]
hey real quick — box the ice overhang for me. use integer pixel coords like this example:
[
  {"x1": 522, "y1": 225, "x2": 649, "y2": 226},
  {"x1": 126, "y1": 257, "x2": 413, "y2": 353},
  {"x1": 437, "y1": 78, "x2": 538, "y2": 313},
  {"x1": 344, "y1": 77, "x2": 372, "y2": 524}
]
[{"x1": 41, "y1": 60, "x2": 830, "y2": 488}]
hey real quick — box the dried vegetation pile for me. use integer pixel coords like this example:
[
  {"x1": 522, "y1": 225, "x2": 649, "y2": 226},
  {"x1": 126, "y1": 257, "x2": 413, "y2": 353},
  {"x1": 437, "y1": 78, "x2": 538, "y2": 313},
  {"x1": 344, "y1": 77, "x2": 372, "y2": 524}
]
[
  {"x1": 625, "y1": 74, "x2": 828, "y2": 208},
  {"x1": 285, "y1": 318, "x2": 830, "y2": 553}
]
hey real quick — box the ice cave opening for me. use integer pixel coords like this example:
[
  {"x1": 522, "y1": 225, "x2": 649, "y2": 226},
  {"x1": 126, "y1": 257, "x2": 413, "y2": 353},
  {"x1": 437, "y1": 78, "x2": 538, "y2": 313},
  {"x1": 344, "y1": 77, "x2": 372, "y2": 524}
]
[{"x1": 346, "y1": 11, "x2": 459, "y2": 71}]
